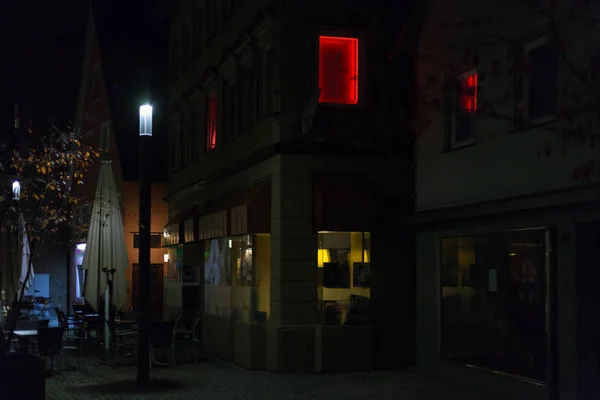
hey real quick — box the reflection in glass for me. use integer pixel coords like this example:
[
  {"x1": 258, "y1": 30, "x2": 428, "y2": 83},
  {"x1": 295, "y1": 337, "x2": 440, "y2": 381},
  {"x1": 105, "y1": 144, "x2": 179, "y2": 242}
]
[
  {"x1": 203, "y1": 235, "x2": 270, "y2": 323},
  {"x1": 440, "y1": 229, "x2": 548, "y2": 382}
]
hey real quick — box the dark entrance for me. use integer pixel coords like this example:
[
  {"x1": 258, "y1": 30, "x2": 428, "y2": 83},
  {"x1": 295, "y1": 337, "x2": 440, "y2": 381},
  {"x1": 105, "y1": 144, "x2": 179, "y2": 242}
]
[{"x1": 132, "y1": 263, "x2": 164, "y2": 321}]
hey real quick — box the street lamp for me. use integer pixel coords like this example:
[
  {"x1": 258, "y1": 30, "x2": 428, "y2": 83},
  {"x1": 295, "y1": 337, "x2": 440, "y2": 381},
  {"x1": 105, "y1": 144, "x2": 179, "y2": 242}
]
[
  {"x1": 139, "y1": 105, "x2": 153, "y2": 136},
  {"x1": 12, "y1": 180, "x2": 20, "y2": 200},
  {"x1": 137, "y1": 104, "x2": 152, "y2": 386}
]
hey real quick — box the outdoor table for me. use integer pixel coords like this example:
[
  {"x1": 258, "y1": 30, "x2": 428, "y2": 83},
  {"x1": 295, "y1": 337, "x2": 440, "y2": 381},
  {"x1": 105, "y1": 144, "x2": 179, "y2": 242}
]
[{"x1": 14, "y1": 330, "x2": 38, "y2": 337}]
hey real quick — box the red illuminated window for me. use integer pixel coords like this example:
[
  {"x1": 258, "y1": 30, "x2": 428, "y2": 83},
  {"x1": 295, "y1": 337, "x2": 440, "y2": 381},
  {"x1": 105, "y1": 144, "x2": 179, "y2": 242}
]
[
  {"x1": 318, "y1": 36, "x2": 359, "y2": 105},
  {"x1": 460, "y1": 73, "x2": 477, "y2": 113},
  {"x1": 448, "y1": 70, "x2": 477, "y2": 148},
  {"x1": 206, "y1": 95, "x2": 217, "y2": 151}
]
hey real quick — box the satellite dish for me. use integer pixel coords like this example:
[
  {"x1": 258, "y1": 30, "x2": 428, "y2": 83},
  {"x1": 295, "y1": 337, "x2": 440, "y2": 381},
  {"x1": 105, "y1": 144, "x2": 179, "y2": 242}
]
[{"x1": 301, "y1": 89, "x2": 321, "y2": 135}]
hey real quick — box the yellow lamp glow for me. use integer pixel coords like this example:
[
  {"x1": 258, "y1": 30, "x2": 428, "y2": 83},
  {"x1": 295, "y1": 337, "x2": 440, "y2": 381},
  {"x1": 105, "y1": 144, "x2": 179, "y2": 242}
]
[
  {"x1": 363, "y1": 250, "x2": 369, "y2": 263},
  {"x1": 317, "y1": 249, "x2": 331, "y2": 267}
]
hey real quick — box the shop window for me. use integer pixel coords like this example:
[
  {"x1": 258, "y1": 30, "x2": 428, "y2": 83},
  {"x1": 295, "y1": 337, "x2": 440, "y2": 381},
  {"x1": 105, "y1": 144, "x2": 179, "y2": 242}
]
[
  {"x1": 317, "y1": 231, "x2": 370, "y2": 326},
  {"x1": 206, "y1": 94, "x2": 218, "y2": 151},
  {"x1": 203, "y1": 234, "x2": 271, "y2": 322},
  {"x1": 440, "y1": 229, "x2": 549, "y2": 382},
  {"x1": 318, "y1": 36, "x2": 359, "y2": 105}
]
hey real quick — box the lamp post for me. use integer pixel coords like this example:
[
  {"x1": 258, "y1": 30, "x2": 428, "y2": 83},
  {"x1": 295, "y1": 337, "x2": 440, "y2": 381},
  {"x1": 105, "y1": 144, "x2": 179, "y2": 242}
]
[{"x1": 137, "y1": 104, "x2": 152, "y2": 385}]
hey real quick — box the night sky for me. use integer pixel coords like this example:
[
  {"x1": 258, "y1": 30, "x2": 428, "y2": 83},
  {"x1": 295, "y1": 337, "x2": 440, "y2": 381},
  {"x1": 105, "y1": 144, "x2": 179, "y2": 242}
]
[{"x1": 3, "y1": 0, "x2": 168, "y2": 181}]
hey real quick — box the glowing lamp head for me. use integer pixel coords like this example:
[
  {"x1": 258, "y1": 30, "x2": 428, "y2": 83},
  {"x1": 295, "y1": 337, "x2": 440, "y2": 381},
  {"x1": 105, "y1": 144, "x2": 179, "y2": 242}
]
[
  {"x1": 164, "y1": 253, "x2": 169, "y2": 263},
  {"x1": 12, "y1": 180, "x2": 20, "y2": 200},
  {"x1": 139, "y1": 104, "x2": 153, "y2": 136}
]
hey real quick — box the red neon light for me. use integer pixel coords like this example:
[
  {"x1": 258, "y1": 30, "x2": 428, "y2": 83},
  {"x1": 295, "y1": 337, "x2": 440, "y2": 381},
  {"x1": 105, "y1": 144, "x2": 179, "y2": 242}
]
[
  {"x1": 206, "y1": 95, "x2": 217, "y2": 151},
  {"x1": 318, "y1": 36, "x2": 359, "y2": 105},
  {"x1": 462, "y1": 73, "x2": 477, "y2": 112}
]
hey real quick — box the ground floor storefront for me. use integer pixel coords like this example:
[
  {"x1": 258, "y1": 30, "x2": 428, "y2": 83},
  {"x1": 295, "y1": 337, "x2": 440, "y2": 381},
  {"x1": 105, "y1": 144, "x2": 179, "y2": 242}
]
[
  {"x1": 415, "y1": 201, "x2": 600, "y2": 400},
  {"x1": 165, "y1": 154, "x2": 414, "y2": 372}
]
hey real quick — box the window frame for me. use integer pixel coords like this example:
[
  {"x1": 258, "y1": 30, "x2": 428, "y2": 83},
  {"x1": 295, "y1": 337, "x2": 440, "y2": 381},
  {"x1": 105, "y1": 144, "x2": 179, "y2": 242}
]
[
  {"x1": 316, "y1": 34, "x2": 362, "y2": 107},
  {"x1": 448, "y1": 68, "x2": 478, "y2": 150},
  {"x1": 522, "y1": 36, "x2": 557, "y2": 124},
  {"x1": 205, "y1": 87, "x2": 218, "y2": 153}
]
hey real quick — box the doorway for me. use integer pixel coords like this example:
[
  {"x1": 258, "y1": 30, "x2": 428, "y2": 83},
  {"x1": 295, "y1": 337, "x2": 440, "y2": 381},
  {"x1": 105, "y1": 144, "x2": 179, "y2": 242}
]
[{"x1": 132, "y1": 264, "x2": 164, "y2": 321}]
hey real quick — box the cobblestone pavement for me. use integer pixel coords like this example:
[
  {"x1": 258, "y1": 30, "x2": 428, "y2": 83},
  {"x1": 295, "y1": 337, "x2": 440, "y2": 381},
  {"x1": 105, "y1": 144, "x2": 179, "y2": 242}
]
[{"x1": 45, "y1": 356, "x2": 491, "y2": 400}]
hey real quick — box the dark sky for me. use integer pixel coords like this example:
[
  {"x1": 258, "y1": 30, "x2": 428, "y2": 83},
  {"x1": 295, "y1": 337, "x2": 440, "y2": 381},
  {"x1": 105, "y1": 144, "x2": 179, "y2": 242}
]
[{"x1": 2, "y1": 0, "x2": 168, "y2": 181}]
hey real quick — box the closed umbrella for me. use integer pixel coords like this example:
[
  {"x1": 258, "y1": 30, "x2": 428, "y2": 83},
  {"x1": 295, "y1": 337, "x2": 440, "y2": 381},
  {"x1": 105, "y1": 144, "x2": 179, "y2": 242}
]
[{"x1": 82, "y1": 159, "x2": 128, "y2": 349}]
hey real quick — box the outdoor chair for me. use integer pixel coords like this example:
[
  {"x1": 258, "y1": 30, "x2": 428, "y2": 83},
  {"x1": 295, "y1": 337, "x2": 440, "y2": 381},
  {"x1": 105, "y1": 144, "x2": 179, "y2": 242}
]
[
  {"x1": 150, "y1": 321, "x2": 176, "y2": 368},
  {"x1": 175, "y1": 314, "x2": 200, "y2": 364},
  {"x1": 63, "y1": 321, "x2": 87, "y2": 370},
  {"x1": 37, "y1": 327, "x2": 64, "y2": 372}
]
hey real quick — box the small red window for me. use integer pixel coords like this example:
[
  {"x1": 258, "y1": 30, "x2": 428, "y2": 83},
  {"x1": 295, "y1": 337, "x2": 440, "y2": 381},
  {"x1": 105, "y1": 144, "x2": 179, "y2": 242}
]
[
  {"x1": 206, "y1": 95, "x2": 217, "y2": 151},
  {"x1": 460, "y1": 73, "x2": 478, "y2": 113},
  {"x1": 318, "y1": 36, "x2": 359, "y2": 105}
]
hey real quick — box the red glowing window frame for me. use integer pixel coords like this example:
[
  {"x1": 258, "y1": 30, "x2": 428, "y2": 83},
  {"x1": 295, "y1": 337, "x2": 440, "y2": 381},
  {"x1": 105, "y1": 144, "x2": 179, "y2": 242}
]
[
  {"x1": 318, "y1": 36, "x2": 359, "y2": 105},
  {"x1": 460, "y1": 72, "x2": 478, "y2": 113},
  {"x1": 206, "y1": 95, "x2": 217, "y2": 151}
]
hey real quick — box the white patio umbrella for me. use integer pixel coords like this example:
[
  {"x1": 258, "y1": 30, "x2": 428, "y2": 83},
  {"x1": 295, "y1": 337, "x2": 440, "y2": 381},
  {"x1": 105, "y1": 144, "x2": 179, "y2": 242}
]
[
  {"x1": 18, "y1": 214, "x2": 34, "y2": 292},
  {"x1": 82, "y1": 159, "x2": 128, "y2": 349}
]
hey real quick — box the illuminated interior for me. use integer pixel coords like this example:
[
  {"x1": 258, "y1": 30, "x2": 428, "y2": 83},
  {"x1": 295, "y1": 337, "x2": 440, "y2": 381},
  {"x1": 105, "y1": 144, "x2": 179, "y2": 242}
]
[
  {"x1": 206, "y1": 94, "x2": 218, "y2": 151},
  {"x1": 461, "y1": 72, "x2": 478, "y2": 112},
  {"x1": 317, "y1": 231, "x2": 371, "y2": 325},
  {"x1": 204, "y1": 234, "x2": 270, "y2": 322},
  {"x1": 318, "y1": 36, "x2": 359, "y2": 105}
]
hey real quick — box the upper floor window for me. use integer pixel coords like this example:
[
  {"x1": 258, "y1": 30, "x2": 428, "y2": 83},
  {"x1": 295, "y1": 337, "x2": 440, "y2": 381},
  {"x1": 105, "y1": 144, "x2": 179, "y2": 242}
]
[
  {"x1": 192, "y1": 9, "x2": 202, "y2": 55},
  {"x1": 205, "y1": 0, "x2": 218, "y2": 39},
  {"x1": 206, "y1": 93, "x2": 218, "y2": 152},
  {"x1": 523, "y1": 37, "x2": 557, "y2": 123},
  {"x1": 170, "y1": 39, "x2": 181, "y2": 83},
  {"x1": 222, "y1": 79, "x2": 236, "y2": 143},
  {"x1": 447, "y1": 70, "x2": 477, "y2": 149},
  {"x1": 222, "y1": 0, "x2": 237, "y2": 24},
  {"x1": 239, "y1": 62, "x2": 255, "y2": 131},
  {"x1": 259, "y1": 45, "x2": 275, "y2": 117},
  {"x1": 318, "y1": 36, "x2": 359, "y2": 105},
  {"x1": 182, "y1": 23, "x2": 192, "y2": 71}
]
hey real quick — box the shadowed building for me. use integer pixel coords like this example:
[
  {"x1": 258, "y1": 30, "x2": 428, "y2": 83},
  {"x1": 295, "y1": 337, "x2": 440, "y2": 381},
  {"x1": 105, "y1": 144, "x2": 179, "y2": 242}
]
[{"x1": 166, "y1": 0, "x2": 415, "y2": 372}]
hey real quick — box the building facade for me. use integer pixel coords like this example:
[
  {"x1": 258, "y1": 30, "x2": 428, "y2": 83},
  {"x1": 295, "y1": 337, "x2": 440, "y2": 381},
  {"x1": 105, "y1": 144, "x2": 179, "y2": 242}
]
[
  {"x1": 416, "y1": 1, "x2": 600, "y2": 399},
  {"x1": 167, "y1": 0, "x2": 415, "y2": 372}
]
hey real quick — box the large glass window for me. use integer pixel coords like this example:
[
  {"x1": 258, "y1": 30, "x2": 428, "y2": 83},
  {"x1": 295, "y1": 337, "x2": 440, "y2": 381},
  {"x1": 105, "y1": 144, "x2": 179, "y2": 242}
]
[
  {"x1": 203, "y1": 238, "x2": 232, "y2": 318},
  {"x1": 203, "y1": 234, "x2": 270, "y2": 322},
  {"x1": 317, "y1": 231, "x2": 371, "y2": 326},
  {"x1": 440, "y1": 229, "x2": 548, "y2": 382}
]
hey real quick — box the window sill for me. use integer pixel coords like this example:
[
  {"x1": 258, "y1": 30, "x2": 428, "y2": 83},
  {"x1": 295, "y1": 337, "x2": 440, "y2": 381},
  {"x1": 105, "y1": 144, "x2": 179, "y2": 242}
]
[
  {"x1": 444, "y1": 139, "x2": 476, "y2": 153},
  {"x1": 511, "y1": 114, "x2": 556, "y2": 134}
]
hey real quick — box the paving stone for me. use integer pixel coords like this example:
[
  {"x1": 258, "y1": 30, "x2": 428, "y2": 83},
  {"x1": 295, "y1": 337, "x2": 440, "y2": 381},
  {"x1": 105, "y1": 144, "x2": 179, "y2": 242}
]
[{"x1": 44, "y1": 355, "x2": 490, "y2": 400}]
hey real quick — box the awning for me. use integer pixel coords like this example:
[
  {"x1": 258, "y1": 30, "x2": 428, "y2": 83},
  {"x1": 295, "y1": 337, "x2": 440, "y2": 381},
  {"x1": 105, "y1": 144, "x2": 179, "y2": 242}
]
[
  {"x1": 164, "y1": 203, "x2": 200, "y2": 245},
  {"x1": 194, "y1": 180, "x2": 272, "y2": 240},
  {"x1": 230, "y1": 179, "x2": 271, "y2": 235},
  {"x1": 313, "y1": 173, "x2": 380, "y2": 232}
]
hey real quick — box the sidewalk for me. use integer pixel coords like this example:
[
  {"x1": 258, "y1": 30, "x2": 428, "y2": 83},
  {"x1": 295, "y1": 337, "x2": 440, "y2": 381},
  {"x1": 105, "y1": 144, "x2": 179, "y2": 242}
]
[{"x1": 45, "y1": 356, "x2": 490, "y2": 400}]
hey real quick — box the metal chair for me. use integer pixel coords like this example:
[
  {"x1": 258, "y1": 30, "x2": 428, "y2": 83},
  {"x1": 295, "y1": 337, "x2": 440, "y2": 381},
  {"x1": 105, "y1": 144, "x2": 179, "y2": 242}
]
[
  {"x1": 150, "y1": 321, "x2": 176, "y2": 368},
  {"x1": 37, "y1": 327, "x2": 64, "y2": 372},
  {"x1": 175, "y1": 314, "x2": 201, "y2": 364}
]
